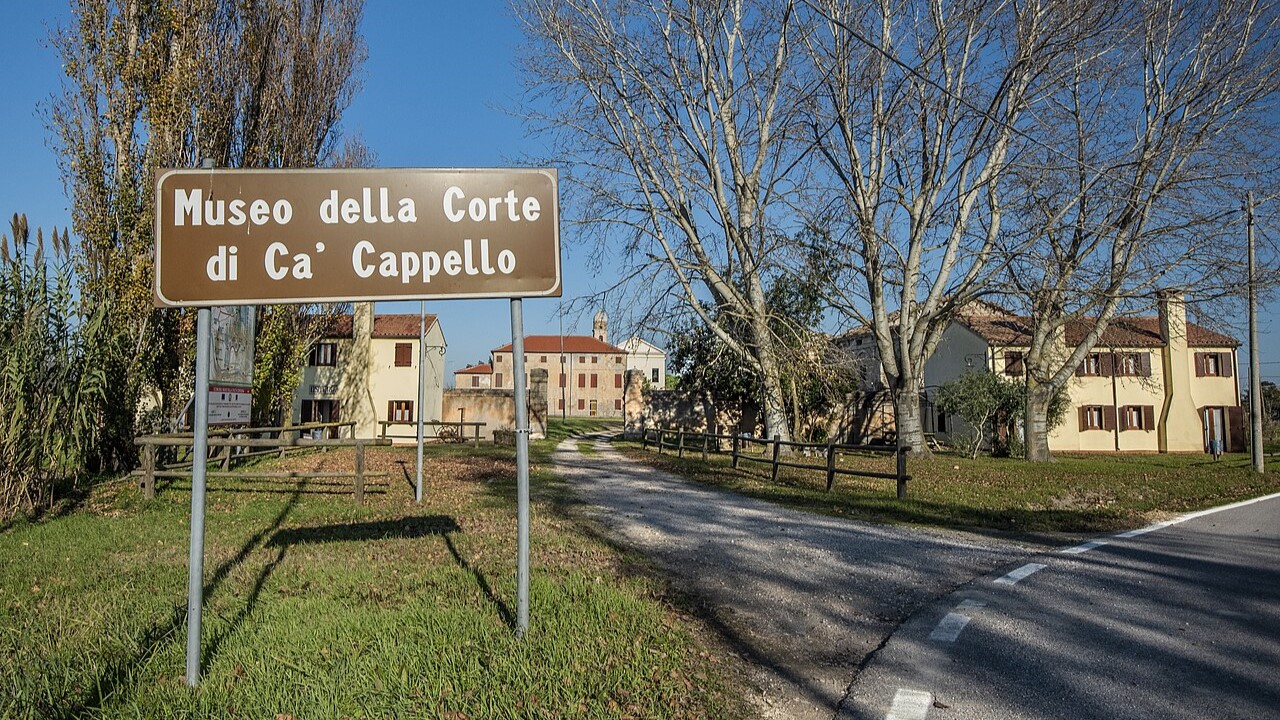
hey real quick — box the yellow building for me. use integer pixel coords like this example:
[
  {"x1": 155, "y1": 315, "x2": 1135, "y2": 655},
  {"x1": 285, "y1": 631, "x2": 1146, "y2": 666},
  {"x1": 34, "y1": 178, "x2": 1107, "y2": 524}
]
[
  {"x1": 928, "y1": 293, "x2": 1242, "y2": 453},
  {"x1": 293, "y1": 303, "x2": 447, "y2": 438}
]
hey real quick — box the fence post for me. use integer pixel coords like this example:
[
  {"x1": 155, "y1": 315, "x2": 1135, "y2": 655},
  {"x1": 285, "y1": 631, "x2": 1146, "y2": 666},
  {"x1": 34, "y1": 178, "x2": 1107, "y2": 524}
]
[
  {"x1": 656, "y1": 429, "x2": 664, "y2": 454},
  {"x1": 142, "y1": 443, "x2": 156, "y2": 499},
  {"x1": 701, "y1": 432, "x2": 709, "y2": 462},
  {"x1": 473, "y1": 423, "x2": 481, "y2": 448},
  {"x1": 896, "y1": 446, "x2": 909, "y2": 500},
  {"x1": 354, "y1": 442, "x2": 366, "y2": 504},
  {"x1": 771, "y1": 435, "x2": 781, "y2": 481},
  {"x1": 677, "y1": 430, "x2": 685, "y2": 458},
  {"x1": 825, "y1": 441, "x2": 836, "y2": 492},
  {"x1": 642, "y1": 430, "x2": 648, "y2": 451},
  {"x1": 732, "y1": 433, "x2": 740, "y2": 469}
]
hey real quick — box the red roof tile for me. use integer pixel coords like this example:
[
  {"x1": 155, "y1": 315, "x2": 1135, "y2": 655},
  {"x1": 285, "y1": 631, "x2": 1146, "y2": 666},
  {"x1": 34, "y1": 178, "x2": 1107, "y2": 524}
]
[
  {"x1": 492, "y1": 335, "x2": 625, "y2": 354},
  {"x1": 956, "y1": 312, "x2": 1237, "y2": 348},
  {"x1": 316, "y1": 313, "x2": 438, "y2": 339},
  {"x1": 456, "y1": 363, "x2": 493, "y2": 375}
]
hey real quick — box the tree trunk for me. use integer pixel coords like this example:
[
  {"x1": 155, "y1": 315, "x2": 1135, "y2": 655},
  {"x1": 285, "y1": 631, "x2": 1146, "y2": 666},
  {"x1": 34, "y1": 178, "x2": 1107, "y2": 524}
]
[
  {"x1": 894, "y1": 376, "x2": 929, "y2": 456},
  {"x1": 1024, "y1": 381, "x2": 1055, "y2": 462},
  {"x1": 751, "y1": 317, "x2": 793, "y2": 444}
]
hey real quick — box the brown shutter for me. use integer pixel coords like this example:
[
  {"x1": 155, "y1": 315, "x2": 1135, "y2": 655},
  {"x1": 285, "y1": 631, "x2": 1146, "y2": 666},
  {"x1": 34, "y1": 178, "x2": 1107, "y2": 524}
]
[
  {"x1": 496, "y1": 373, "x2": 503, "y2": 387},
  {"x1": 1102, "y1": 406, "x2": 1117, "y2": 431},
  {"x1": 1220, "y1": 352, "x2": 1233, "y2": 377},
  {"x1": 1139, "y1": 352, "x2": 1152, "y2": 377},
  {"x1": 1118, "y1": 406, "x2": 1130, "y2": 431},
  {"x1": 1227, "y1": 406, "x2": 1245, "y2": 452},
  {"x1": 1078, "y1": 406, "x2": 1088, "y2": 431},
  {"x1": 614, "y1": 373, "x2": 622, "y2": 388},
  {"x1": 1194, "y1": 352, "x2": 1206, "y2": 377},
  {"x1": 1142, "y1": 405, "x2": 1155, "y2": 431},
  {"x1": 387, "y1": 401, "x2": 394, "y2": 421},
  {"x1": 1100, "y1": 353, "x2": 1114, "y2": 376},
  {"x1": 1004, "y1": 351, "x2": 1024, "y2": 376},
  {"x1": 1075, "y1": 360, "x2": 1086, "y2": 377}
]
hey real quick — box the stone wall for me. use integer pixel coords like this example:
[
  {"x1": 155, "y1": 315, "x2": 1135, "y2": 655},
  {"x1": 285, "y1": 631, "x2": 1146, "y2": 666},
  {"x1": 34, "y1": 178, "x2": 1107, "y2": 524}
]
[{"x1": 442, "y1": 367, "x2": 548, "y2": 441}]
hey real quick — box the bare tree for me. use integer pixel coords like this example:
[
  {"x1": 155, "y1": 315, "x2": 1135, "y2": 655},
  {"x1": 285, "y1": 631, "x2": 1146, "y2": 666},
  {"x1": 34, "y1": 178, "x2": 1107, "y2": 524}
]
[
  {"x1": 49, "y1": 0, "x2": 366, "y2": 457},
  {"x1": 516, "y1": 0, "x2": 810, "y2": 442},
  {"x1": 1005, "y1": 0, "x2": 1280, "y2": 461},
  {"x1": 802, "y1": 0, "x2": 1110, "y2": 455}
]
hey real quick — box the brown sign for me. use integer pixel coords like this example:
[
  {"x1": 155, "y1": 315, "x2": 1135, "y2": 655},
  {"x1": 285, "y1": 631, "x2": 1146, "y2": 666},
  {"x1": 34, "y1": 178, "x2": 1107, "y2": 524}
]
[{"x1": 154, "y1": 168, "x2": 560, "y2": 306}]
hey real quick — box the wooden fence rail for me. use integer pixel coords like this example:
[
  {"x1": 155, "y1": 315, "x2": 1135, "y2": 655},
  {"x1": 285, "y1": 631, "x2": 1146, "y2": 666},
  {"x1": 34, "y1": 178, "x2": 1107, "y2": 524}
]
[
  {"x1": 133, "y1": 426, "x2": 390, "y2": 502},
  {"x1": 377, "y1": 420, "x2": 487, "y2": 446},
  {"x1": 640, "y1": 428, "x2": 912, "y2": 499}
]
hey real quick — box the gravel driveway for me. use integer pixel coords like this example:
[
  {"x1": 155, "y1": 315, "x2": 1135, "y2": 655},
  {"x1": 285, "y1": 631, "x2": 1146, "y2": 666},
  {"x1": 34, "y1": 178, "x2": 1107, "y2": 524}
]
[{"x1": 553, "y1": 434, "x2": 1035, "y2": 719}]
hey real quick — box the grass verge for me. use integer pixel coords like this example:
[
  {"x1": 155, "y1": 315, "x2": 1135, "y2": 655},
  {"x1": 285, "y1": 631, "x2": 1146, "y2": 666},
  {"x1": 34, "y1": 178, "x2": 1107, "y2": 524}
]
[
  {"x1": 617, "y1": 440, "x2": 1279, "y2": 537},
  {"x1": 0, "y1": 422, "x2": 744, "y2": 719}
]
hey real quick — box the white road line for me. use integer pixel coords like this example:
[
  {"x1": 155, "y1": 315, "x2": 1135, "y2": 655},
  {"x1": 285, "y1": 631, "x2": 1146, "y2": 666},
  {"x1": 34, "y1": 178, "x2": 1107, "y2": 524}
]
[
  {"x1": 994, "y1": 562, "x2": 1047, "y2": 584},
  {"x1": 929, "y1": 612, "x2": 972, "y2": 642},
  {"x1": 956, "y1": 598, "x2": 988, "y2": 609},
  {"x1": 1061, "y1": 539, "x2": 1109, "y2": 554},
  {"x1": 886, "y1": 688, "x2": 932, "y2": 720},
  {"x1": 1115, "y1": 490, "x2": 1280, "y2": 538}
]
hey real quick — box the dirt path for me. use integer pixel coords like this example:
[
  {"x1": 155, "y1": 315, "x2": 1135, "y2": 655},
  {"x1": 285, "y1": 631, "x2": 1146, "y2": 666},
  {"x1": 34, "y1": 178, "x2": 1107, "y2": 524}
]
[{"x1": 553, "y1": 435, "x2": 1035, "y2": 719}]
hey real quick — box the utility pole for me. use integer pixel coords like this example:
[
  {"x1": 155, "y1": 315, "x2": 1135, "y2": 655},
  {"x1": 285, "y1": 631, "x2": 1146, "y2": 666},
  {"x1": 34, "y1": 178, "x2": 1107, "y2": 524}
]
[{"x1": 1247, "y1": 191, "x2": 1264, "y2": 473}]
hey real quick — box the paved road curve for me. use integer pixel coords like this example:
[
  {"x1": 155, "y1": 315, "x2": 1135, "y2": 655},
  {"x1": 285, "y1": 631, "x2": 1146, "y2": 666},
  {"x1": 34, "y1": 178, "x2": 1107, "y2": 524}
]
[
  {"x1": 841, "y1": 493, "x2": 1280, "y2": 720},
  {"x1": 553, "y1": 435, "x2": 1033, "y2": 720}
]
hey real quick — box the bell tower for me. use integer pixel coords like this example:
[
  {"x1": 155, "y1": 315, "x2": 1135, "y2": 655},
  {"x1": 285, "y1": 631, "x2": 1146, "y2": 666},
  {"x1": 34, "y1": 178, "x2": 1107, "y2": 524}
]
[{"x1": 593, "y1": 309, "x2": 608, "y2": 343}]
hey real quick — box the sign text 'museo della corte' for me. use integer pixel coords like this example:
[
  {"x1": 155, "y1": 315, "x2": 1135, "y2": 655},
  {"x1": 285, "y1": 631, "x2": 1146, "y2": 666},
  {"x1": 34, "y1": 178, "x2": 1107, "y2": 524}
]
[{"x1": 154, "y1": 168, "x2": 560, "y2": 306}]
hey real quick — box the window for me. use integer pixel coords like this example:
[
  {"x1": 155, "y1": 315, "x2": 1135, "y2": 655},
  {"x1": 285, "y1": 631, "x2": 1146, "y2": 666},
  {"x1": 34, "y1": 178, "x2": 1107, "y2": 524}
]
[
  {"x1": 616, "y1": 356, "x2": 623, "y2": 364},
  {"x1": 308, "y1": 342, "x2": 337, "y2": 367},
  {"x1": 1082, "y1": 353, "x2": 1101, "y2": 376},
  {"x1": 559, "y1": 372, "x2": 566, "y2": 388},
  {"x1": 471, "y1": 376, "x2": 480, "y2": 387},
  {"x1": 591, "y1": 355, "x2": 598, "y2": 363},
  {"x1": 394, "y1": 342, "x2": 412, "y2": 367},
  {"x1": 615, "y1": 398, "x2": 622, "y2": 411},
  {"x1": 577, "y1": 398, "x2": 585, "y2": 410},
  {"x1": 387, "y1": 400, "x2": 414, "y2": 423},
  {"x1": 614, "y1": 373, "x2": 623, "y2": 388},
  {"x1": 578, "y1": 355, "x2": 585, "y2": 363},
  {"x1": 557, "y1": 398, "x2": 564, "y2": 410},
  {"x1": 652, "y1": 368, "x2": 660, "y2": 383},
  {"x1": 1118, "y1": 353, "x2": 1138, "y2": 376},
  {"x1": 496, "y1": 354, "x2": 503, "y2": 362},
  {"x1": 590, "y1": 374, "x2": 598, "y2": 388},
  {"x1": 540, "y1": 355, "x2": 547, "y2": 363},
  {"x1": 589, "y1": 399, "x2": 598, "y2": 416},
  {"x1": 578, "y1": 374, "x2": 586, "y2": 388},
  {"x1": 1121, "y1": 405, "x2": 1155, "y2": 431},
  {"x1": 495, "y1": 372, "x2": 503, "y2": 387},
  {"x1": 1205, "y1": 354, "x2": 1221, "y2": 376},
  {"x1": 1079, "y1": 405, "x2": 1116, "y2": 431}
]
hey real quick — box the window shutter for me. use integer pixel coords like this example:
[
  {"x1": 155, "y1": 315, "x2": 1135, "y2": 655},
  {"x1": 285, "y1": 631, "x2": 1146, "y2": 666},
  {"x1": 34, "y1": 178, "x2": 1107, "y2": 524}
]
[
  {"x1": 578, "y1": 374, "x2": 586, "y2": 388},
  {"x1": 1078, "y1": 406, "x2": 1088, "y2": 431},
  {"x1": 1220, "y1": 352, "x2": 1233, "y2": 377},
  {"x1": 496, "y1": 373, "x2": 503, "y2": 387},
  {"x1": 1227, "y1": 406, "x2": 1245, "y2": 451},
  {"x1": 1102, "y1": 406, "x2": 1117, "y2": 431},
  {"x1": 1139, "y1": 353, "x2": 1152, "y2": 377},
  {"x1": 1099, "y1": 353, "x2": 1114, "y2": 376},
  {"x1": 1075, "y1": 359, "x2": 1086, "y2": 377},
  {"x1": 1142, "y1": 405, "x2": 1155, "y2": 431},
  {"x1": 1004, "y1": 352, "x2": 1024, "y2": 376},
  {"x1": 1194, "y1": 352, "x2": 1206, "y2": 377},
  {"x1": 591, "y1": 374, "x2": 599, "y2": 388},
  {"x1": 614, "y1": 373, "x2": 623, "y2": 388},
  {"x1": 1118, "y1": 406, "x2": 1130, "y2": 431},
  {"x1": 387, "y1": 401, "x2": 394, "y2": 421}
]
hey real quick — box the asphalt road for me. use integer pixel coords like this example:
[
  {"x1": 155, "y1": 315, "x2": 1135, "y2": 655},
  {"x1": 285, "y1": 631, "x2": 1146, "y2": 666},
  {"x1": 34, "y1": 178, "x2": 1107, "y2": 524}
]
[
  {"x1": 553, "y1": 435, "x2": 1034, "y2": 720},
  {"x1": 840, "y1": 492, "x2": 1280, "y2": 720}
]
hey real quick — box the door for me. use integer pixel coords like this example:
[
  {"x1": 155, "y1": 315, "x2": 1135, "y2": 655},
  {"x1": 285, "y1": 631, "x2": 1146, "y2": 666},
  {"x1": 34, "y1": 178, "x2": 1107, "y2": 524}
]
[
  {"x1": 1202, "y1": 407, "x2": 1224, "y2": 452},
  {"x1": 589, "y1": 399, "x2": 598, "y2": 417}
]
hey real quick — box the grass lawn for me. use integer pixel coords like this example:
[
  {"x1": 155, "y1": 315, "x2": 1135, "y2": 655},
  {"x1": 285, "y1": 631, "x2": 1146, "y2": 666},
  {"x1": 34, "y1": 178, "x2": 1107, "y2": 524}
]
[
  {"x1": 617, "y1": 439, "x2": 1280, "y2": 538},
  {"x1": 0, "y1": 418, "x2": 747, "y2": 719}
]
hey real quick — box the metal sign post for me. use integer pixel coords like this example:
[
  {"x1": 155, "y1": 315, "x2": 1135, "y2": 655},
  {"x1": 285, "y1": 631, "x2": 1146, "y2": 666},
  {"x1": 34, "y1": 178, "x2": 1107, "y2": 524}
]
[
  {"x1": 417, "y1": 301, "x2": 427, "y2": 502},
  {"x1": 511, "y1": 299, "x2": 530, "y2": 635},
  {"x1": 186, "y1": 305, "x2": 211, "y2": 686}
]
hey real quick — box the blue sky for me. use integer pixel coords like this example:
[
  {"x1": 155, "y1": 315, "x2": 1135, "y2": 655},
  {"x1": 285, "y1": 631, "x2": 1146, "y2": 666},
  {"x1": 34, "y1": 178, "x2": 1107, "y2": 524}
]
[{"x1": 2, "y1": 1, "x2": 1277, "y2": 384}]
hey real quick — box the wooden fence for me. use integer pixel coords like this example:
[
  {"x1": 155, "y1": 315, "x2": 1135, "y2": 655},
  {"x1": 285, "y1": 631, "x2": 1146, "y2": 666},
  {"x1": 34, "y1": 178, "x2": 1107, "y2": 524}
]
[
  {"x1": 134, "y1": 422, "x2": 390, "y2": 502},
  {"x1": 640, "y1": 429, "x2": 912, "y2": 499},
  {"x1": 378, "y1": 420, "x2": 487, "y2": 446}
]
